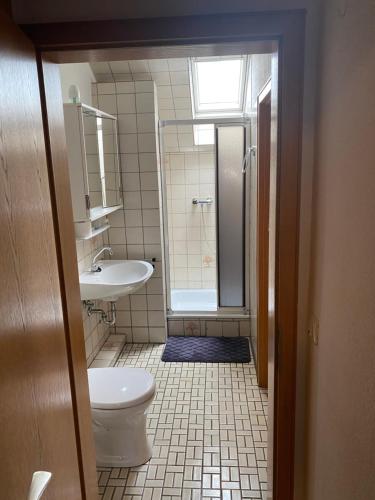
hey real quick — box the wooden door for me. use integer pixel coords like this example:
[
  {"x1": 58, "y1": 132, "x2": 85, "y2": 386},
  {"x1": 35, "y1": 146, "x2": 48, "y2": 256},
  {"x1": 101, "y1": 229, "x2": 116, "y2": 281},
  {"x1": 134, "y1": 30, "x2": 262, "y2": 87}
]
[
  {"x1": 257, "y1": 81, "x2": 272, "y2": 389},
  {"x1": 267, "y1": 52, "x2": 279, "y2": 500},
  {"x1": 0, "y1": 9, "x2": 84, "y2": 499}
]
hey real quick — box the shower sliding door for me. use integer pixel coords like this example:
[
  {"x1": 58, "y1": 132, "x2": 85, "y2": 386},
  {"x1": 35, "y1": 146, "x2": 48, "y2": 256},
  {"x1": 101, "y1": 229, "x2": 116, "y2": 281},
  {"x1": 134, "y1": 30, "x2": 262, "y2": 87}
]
[
  {"x1": 160, "y1": 119, "x2": 249, "y2": 314},
  {"x1": 160, "y1": 121, "x2": 217, "y2": 313},
  {"x1": 216, "y1": 125, "x2": 246, "y2": 308}
]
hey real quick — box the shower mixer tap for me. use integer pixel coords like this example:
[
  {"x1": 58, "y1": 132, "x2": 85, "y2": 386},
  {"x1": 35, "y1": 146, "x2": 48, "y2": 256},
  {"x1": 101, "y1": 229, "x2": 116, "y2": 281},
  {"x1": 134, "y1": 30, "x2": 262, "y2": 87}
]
[{"x1": 192, "y1": 197, "x2": 213, "y2": 205}]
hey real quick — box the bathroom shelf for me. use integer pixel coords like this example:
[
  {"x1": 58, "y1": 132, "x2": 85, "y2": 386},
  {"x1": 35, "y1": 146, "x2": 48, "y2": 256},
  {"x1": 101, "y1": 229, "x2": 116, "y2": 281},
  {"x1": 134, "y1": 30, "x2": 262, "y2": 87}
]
[
  {"x1": 75, "y1": 223, "x2": 110, "y2": 241},
  {"x1": 90, "y1": 205, "x2": 122, "y2": 222}
]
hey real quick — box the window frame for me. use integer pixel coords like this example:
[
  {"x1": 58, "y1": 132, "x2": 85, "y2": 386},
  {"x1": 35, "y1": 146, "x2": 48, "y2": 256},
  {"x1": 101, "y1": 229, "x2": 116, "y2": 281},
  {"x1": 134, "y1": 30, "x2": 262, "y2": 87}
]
[{"x1": 189, "y1": 55, "x2": 250, "y2": 118}]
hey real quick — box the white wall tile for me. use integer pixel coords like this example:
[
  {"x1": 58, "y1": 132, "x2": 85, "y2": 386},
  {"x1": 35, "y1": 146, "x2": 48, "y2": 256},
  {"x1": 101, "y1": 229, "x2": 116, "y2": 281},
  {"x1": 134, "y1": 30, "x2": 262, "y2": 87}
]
[
  {"x1": 131, "y1": 311, "x2": 148, "y2": 327},
  {"x1": 97, "y1": 82, "x2": 116, "y2": 95},
  {"x1": 130, "y1": 295, "x2": 147, "y2": 311},
  {"x1": 135, "y1": 81, "x2": 154, "y2": 93},
  {"x1": 115, "y1": 81, "x2": 135, "y2": 93},
  {"x1": 141, "y1": 190, "x2": 159, "y2": 209},
  {"x1": 136, "y1": 113, "x2": 155, "y2": 133},
  {"x1": 144, "y1": 244, "x2": 161, "y2": 260},
  {"x1": 110, "y1": 61, "x2": 131, "y2": 73},
  {"x1": 167, "y1": 320, "x2": 184, "y2": 335},
  {"x1": 157, "y1": 85, "x2": 173, "y2": 99},
  {"x1": 123, "y1": 191, "x2": 142, "y2": 209},
  {"x1": 167, "y1": 58, "x2": 188, "y2": 71},
  {"x1": 137, "y1": 133, "x2": 156, "y2": 153},
  {"x1": 126, "y1": 244, "x2": 145, "y2": 259},
  {"x1": 148, "y1": 59, "x2": 169, "y2": 72},
  {"x1": 119, "y1": 134, "x2": 138, "y2": 154},
  {"x1": 122, "y1": 172, "x2": 140, "y2": 191},
  {"x1": 98, "y1": 94, "x2": 117, "y2": 114},
  {"x1": 175, "y1": 108, "x2": 193, "y2": 119},
  {"x1": 158, "y1": 109, "x2": 176, "y2": 120},
  {"x1": 135, "y1": 93, "x2": 155, "y2": 113},
  {"x1": 139, "y1": 153, "x2": 157, "y2": 172},
  {"x1": 174, "y1": 97, "x2": 192, "y2": 110},
  {"x1": 125, "y1": 209, "x2": 142, "y2": 227},
  {"x1": 172, "y1": 84, "x2": 190, "y2": 98},
  {"x1": 140, "y1": 172, "x2": 158, "y2": 190},
  {"x1": 121, "y1": 153, "x2": 139, "y2": 172},
  {"x1": 151, "y1": 71, "x2": 171, "y2": 85},
  {"x1": 143, "y1": 227, "x2": 161, "y2": 244},
  {"x1": 116, "y1": 311, "x2": 132, "y2": 326},
  {"x1": 117, "y1": 94, "x2": 136, "y2": 113},
  {"x1": 147, "y1": 294, "x2": 164, "y2": 311},
  {"x1": 222, "y1": 321, "x2": 239, "y2": 337},
  {"x1": 206, "y1": 321, "x2": 223, "y2": 337},
  {"x1": 170, "y1": 71, "x2": 189, "y2": 85},
  {"x1": 132, "y1": 327, "x2": 149, "y2": 343},
  {"x1": 146, "y1": 278, "x2": 163, "y2": 294},
  {"x1": 142, "y1": 209, "x2": 160, "y2": 227},
  {"x1": 132, "y1": 72, "x2": 152, "y2": 81},
  {"x1": 88, "y1": 79, "x2": 167, "y2": 343},
  {"x1": 158, "y1": 98, "x2": 174, "y2": 110},
  {"x1": 147, "y1": 310, "x2": 165, "y2": 327},
  {"x1": 113, "y1": 73, "x2": 133, "y2": 82},
  {"x1": 125, "y1": 227, "x2": 144, "y2": 244},
  {"x1": 108, "y1": 227, "x2": 126, "y2": 244},
  {"x1": 149, "y1": 327, "x2": 166, "y2": 343},
  {"x1": 118, "y1": 114, "x2": 137, "y2": 133}
]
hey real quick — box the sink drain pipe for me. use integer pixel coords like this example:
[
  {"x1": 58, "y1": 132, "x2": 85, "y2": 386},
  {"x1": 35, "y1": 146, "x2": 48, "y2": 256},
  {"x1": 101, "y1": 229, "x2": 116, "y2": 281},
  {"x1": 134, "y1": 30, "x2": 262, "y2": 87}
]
[{"x1": 83, "y1": 300, "x2": 116, "y2": 326}]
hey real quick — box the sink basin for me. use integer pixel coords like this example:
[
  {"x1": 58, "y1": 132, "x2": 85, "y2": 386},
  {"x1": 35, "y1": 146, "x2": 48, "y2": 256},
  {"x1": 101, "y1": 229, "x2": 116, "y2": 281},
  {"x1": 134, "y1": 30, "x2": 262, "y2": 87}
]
[{"x1": 79, "y1": 260, "x2": 154, "y2": 301}]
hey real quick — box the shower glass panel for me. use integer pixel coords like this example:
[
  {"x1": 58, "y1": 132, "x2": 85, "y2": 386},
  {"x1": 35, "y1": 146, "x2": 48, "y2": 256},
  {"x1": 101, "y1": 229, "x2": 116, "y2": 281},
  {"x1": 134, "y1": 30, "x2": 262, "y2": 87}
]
[
  {"x1": 161, "y1": 124, "x2": 217, "y2": 312},
  {"x1": 216, "y1": 126, "x2": 245, "y2": 307}
]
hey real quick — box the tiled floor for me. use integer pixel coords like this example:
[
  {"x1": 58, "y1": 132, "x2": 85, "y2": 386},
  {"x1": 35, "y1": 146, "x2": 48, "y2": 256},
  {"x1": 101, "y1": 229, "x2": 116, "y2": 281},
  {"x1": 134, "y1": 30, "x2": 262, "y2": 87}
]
[{"x1": 93, "y1": 341, "x2": 268, "y2": 499}]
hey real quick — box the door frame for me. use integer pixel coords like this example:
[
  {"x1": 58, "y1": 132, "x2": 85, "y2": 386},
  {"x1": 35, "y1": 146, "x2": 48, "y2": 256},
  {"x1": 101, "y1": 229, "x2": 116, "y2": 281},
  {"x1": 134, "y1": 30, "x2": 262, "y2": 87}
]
[
  {"x1": 257, "y1": 79, "x2": 272, "y2": 388},
  {"x1": 23, "y1": 10, "x2": 305, "y2": 499}
]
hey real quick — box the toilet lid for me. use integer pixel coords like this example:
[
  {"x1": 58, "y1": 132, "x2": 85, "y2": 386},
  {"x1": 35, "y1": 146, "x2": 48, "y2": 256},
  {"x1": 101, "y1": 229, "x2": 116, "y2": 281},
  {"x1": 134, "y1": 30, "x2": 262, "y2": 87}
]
[{"x1": 88, "y1": 367, "x2": 156, "y2": 410}]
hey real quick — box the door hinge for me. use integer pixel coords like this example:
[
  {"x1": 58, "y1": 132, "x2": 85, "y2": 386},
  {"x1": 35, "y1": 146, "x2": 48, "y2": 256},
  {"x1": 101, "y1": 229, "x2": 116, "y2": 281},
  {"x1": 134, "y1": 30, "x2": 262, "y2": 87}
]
[{"x1": 85, "y1": 194, "x2": 91, "y2": 210}]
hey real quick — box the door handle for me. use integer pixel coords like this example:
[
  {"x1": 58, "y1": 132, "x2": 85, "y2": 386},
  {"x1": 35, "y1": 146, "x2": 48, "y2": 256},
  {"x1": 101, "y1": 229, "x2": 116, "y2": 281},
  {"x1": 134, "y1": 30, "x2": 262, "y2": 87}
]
[{"x1": 27, "y1": 471, "x2": 52, "y2": 500}]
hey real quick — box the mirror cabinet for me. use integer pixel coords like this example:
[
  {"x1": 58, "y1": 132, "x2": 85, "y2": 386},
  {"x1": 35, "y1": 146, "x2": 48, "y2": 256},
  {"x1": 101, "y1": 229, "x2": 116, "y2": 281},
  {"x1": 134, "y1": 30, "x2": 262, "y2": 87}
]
[{"x1": 63, "y1": 103, "x2": 122, "y2": 239}]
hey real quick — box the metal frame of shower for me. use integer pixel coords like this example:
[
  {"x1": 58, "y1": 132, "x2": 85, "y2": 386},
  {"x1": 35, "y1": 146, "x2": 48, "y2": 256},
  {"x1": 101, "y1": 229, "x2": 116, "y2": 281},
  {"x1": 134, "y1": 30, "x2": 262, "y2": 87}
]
[{"x1": 158, "y1": 117, "x2": 251, "y2": 317}]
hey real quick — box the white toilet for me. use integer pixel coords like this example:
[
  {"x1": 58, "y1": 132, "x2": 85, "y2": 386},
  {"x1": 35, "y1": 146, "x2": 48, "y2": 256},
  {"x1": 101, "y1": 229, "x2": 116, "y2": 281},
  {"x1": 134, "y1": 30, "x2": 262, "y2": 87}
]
[{"x1": 87, "y1": 367, "x2": 156, "y2": 467}]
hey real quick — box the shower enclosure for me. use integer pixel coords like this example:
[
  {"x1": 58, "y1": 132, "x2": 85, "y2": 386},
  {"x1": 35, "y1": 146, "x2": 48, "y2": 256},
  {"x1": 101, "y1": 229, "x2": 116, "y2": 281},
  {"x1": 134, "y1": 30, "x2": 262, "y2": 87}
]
[{"x1": 159, "y1": 118, "x2": 250, "y2": 314}]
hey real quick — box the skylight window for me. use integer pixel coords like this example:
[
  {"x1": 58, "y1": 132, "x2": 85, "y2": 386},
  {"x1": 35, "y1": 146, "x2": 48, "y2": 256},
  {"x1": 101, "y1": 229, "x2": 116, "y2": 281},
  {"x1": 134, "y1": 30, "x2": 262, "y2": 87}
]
[{"x1": 190, "y1": 56, "x2": 248, "y2": 117}]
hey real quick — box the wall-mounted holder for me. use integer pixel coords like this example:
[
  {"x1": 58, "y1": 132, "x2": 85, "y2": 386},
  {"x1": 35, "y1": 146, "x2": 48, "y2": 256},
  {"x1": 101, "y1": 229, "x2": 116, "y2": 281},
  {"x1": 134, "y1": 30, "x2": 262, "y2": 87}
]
[
  {"x1": 83, "y1": 300, "x2": 117, "y2": 326},
  {"x1": 75, "y1": 216, "x2": 111, "y2": 240}
]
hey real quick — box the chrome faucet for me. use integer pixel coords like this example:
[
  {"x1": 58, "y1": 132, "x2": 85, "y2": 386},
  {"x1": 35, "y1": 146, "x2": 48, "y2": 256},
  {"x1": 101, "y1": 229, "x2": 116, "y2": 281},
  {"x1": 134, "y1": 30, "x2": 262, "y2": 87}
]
[{"x1": 90, "y1": 246, "x2": 113, "y2": 272}]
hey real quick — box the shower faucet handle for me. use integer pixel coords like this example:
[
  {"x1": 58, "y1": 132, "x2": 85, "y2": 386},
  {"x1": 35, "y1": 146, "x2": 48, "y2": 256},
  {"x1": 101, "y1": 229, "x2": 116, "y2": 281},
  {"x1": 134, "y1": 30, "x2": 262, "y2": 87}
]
[{"x1": 192, "y1": 197, "x2": 213, "y2": 205}]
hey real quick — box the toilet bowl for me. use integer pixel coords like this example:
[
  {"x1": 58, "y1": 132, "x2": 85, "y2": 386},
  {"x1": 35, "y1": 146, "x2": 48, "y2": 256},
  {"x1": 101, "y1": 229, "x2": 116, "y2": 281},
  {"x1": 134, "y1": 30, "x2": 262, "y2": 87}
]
[{"x1": 87, "y1": 367, "x2": 156, "y2": 468}]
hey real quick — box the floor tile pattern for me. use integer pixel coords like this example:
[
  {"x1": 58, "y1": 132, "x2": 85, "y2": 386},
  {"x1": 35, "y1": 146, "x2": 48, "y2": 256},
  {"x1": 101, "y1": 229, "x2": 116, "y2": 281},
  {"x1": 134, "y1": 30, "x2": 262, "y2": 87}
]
[{"x1": 96, "y1": 343, "x2": 268, "y2": 499}]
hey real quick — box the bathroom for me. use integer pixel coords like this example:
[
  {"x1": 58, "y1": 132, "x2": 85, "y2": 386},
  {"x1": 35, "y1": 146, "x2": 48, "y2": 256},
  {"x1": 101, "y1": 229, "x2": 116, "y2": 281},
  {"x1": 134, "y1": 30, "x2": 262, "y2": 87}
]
[{"x1": 59, "y1": 50, "x2": 271, "y2": 498}]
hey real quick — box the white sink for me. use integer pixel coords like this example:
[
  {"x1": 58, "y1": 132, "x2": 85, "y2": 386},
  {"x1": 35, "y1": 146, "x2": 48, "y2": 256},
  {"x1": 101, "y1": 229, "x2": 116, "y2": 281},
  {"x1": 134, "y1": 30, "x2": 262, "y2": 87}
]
[{"x1": 79, "y1": 260, "x2": 154, "y2": 301}]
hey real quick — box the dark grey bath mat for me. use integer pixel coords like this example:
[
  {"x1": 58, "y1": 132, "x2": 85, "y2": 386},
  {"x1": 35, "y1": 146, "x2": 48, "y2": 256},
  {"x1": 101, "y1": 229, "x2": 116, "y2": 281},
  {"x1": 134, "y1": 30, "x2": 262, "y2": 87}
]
[{"x1": 161, "y1": 336, "x2": 251, "y2": 363}]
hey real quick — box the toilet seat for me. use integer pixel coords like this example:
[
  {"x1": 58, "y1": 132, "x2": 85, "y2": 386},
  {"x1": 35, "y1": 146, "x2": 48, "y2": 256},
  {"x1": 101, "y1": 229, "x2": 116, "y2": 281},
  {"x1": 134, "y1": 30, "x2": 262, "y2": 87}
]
[{"x1": 88, "y1": 367, "x2": 155, "y2": 410}]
